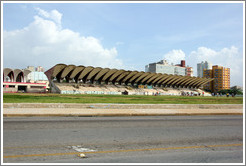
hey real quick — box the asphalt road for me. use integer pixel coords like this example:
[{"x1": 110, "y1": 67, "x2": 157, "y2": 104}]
[{"x1": 3, "y1": 115, "x2": 244, "y2": 163}]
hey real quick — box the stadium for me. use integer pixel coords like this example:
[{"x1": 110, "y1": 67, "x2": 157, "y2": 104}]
[{"x1": 45, "y1": 64, "x2": 213, "y2": 96}]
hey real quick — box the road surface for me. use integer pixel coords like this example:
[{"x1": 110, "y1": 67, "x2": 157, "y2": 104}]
[{"x1": 3, "y1": 115, "x2": 244, "y2": 163}]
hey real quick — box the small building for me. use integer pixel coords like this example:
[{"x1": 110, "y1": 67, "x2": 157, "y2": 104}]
[
  {"x1": 186, "y1": 66, "x2": 193, "y2": 77},
  {"x1": 3, "y1": 82, "x2": 47, "y2": 93},
  {"x1": 3, "y1": 68, "x2": 48, "y2": 93}
]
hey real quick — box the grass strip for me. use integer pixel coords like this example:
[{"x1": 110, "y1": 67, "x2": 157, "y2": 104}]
[{"x1": 3, "y1": 93, "x2": 243, "y2": 104}]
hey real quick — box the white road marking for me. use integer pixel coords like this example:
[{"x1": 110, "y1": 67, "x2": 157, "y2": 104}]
[{"x1": 67, "y1": 145, "x2": 96, "y2": 152}]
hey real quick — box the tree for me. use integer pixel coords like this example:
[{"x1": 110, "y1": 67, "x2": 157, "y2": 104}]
[
  {"x1": 230, "y1": 86, "x2": 243, "y2": 95},
  {"x1": 218, "y1": 87, "x2": 243, "y2": 95}
]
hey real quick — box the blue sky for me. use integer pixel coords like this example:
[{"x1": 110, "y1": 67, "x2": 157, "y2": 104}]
[{"x1": 2, "y1": 2, "x2": 244, "y2": 86}]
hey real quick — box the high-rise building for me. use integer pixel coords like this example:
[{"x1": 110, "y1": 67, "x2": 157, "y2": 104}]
[
  {"x1": 145, "y1": 60, "x2": 192, "y2": 76},
  {"x1": 197, "y1": 61, "x2": 212, "y2": 77},
  {"x1": 203, "y1": 65, "x2": 230, "y2": 92},
  {"x1": 36, "y1": 66, "x2": 44, "y2": 72},
  {"x1": 203, "y1": 69, "x2": 213, "y2": 91},
  {"x1": 213, "y1": 65, "x2": 230, "y2": 92}
]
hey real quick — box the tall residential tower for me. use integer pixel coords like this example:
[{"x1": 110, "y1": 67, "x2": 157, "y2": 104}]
[
  {"x1": 203, "y1": 65, "x2": 230, "y2": 92},
  {"x1": 197, "y1": 61, "x2": 212, "y2": 77}
]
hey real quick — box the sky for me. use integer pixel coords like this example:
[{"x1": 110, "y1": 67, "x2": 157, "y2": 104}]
[{"x1": 2, "y1": 2, "x2": 244, "y2": 87}]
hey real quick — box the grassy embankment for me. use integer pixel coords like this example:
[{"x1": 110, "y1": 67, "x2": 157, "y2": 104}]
[{"x1": 3, "y1": 93, "x2": 243, "y2": 104}]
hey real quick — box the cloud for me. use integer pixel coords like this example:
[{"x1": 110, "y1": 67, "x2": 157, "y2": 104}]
[
  {"x1": 189, "y1": 47, "x2": 217, "y2": 62},
  {"x1": 187, "y1": 46, "x2": 243, "y2": 86},
  {"x1": 3, "y1": 8, "x2": 124, "y2": 71},
  {"x1": 35, "y1": 7, "x2": 62, "y2": 25},
  {"x1": 163, "y1": 49, "x2": 185, "y2": 65},
  {"x1": 160, "y1": 46, "x2": 243, "y2": 86}
]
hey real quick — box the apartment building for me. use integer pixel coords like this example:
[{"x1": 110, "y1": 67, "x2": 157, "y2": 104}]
[{"x1": 203, "y1": 65, "x2": 230, "y2": 92}]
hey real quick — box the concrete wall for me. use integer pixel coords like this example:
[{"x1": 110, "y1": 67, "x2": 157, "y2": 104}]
[
  {"x1": 3, "y1": 82, "x2": 46, "y2": 93},
  {"x1": 3, "y1": 103, "x2": 243, "y2": 109}
]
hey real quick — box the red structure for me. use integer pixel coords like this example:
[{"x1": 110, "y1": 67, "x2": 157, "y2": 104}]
[
  {"x1": 3, "y1": 68, "x2": 48, "y2": 93},
  {"x1": 175, "y1": 60, "x2": 186, "y2": 67},
  {"x1": 181, "y1": 60, "x2": 186, "y2": 67}
]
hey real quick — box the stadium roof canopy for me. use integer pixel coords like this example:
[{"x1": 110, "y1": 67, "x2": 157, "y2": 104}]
[
  {"x1": 3, "y1": 68, "x2": 31, "y2": 82},
  {"x1": 45, "y1": 64, "x2": 213, "y2": 88}
]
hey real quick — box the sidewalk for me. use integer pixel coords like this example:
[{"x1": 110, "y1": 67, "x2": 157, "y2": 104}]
[{"x1": 3, "y1": 104, "x2": 243, "y2": 117}]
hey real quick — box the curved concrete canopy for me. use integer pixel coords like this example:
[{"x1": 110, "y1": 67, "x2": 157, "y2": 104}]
[
  {"x1": 135, "y1": 72, "x2": 151, "y2": 84},
  {"x1": 13, "y1": 69, "x2": 24, "y2": 82},
  {"x1": 23, "y1": 69, "x2": 32, "y2": 76},
  {"x1": 172, "y1": 76, "x2": 191, "y2": 87},
  {"x1": 69, "y1": 66, "x2": 85, "y2": 79},
  {"x1": 94, "y1": 68, "x2": 110, "y2": 81},
  {"x1": 115, "y1": 71, "x2": 131, "y2": 83},
  {"x1": 189, "y1": 78, "x2": 205, "y2": 87},
  {"x1": 162, "y1": 75, "x2": 180, "y2": 85},
  {"x1": 193, "y1": 78, "x2": 212, "y2": 88},
  {"x1": 157, "y1": 74, "x2": 176, "y2": 85},
  {"x1": 178, "y1": 77, "x2": 197, "y2": 87},
  {"x1": 3, "y1": 68, "x2": 14, "y2": 82},
  {"x1": 86, "y1": 67, "x2": 102, "y2": 80},
  {"x1": 4, "y1": 68, "x2": 32, "y2": 82},
  {"x1": 122, "y1": 71, "x2": 139, "y2": 83},
  {"x1": 151, "y1": 74, "x2": 169, "y2": 85},
  {"x1": 101, "y1": 69, "x2": 118, "y2": 82},
  {"x1": 197, "y1": 78, "x2": 214, "y2": 88},
  {"x1": 129, "y1": 71, "x2": 145, "y2": 83},
  {"x1": 191, "y1": 77, "x2": 208, "y2": 87},
  {"x1": 166, "y1": 75, "x2": 184, "y2": 86},
  {"x1": 3, "y1": 68, "x2": 13, "y2": 76},
  {"x1": 52, "y1": 64, "x2": 67, "y2": 77},
  {"x1": 61, "y1": 65, "x2": 76, "y2": 79},
  {"x1": 141, "y1": 73, "x2": 156, "y2": 84},
  {"x1": 146, "y1": 73, "x2": 162, "y2": 84},
  {"x1": 78, "y1": 66, "x2": 94, "y2": 80},
  {"x1": 109, "y1": 70, "x2": 125, "y2": 82},
  {"x1": 183, "y1": 77, "x2": 200, "y2": 87},
  {"x1": 45, "y1": 64, "x2": 213, "y2": 89}
]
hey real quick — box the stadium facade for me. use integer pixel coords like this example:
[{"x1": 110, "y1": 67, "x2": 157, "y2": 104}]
[
  {"x1": 3, "y1": 68, "x2": 47, "y2": 93},
  {"x1": 45, "y1": 64, "x2": 213, "y2": 95}
]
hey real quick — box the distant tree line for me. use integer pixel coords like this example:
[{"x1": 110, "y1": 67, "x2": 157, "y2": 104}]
[
  {"x1": 218, "y1": 87, "x2": 243, "y2": 95},
  {"x1": 204, "y1": 86, "x2": 243, "y2": 95}
]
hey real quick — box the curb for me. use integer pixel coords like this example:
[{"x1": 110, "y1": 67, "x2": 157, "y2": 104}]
[{"x1": 3, "y1": 103, "x2": 243, "y2": 109}]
